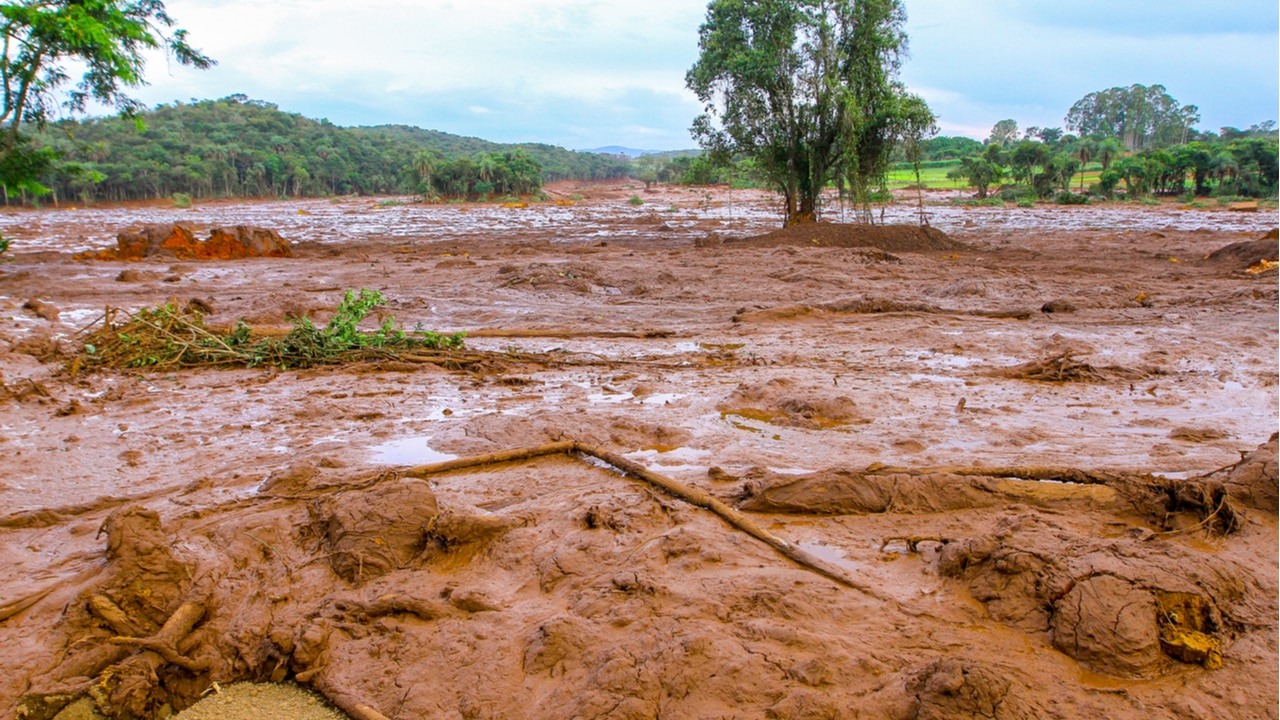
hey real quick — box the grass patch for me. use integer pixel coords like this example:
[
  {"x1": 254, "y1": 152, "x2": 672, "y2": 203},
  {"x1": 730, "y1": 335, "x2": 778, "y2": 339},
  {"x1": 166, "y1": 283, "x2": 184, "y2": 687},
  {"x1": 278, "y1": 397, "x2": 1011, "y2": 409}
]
[{"x1": 628, "y1": 195, "x2": 645, "y2": 206}]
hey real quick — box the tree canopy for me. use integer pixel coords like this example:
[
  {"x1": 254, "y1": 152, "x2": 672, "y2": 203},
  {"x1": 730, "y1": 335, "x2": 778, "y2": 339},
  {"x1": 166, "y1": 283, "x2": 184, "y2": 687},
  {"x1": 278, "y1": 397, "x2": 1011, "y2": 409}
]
[
  {"x1": 1065, "y1": 84, "x2": 1200, "y2": 152},
  {"x1": 23, "y1": 96, "x2": 633, "y2": 203},
  {"x1": 686, "y1": 0, "x2": 933, "y2": 226},
  {"x1": 0, "y1": 0, "x2": 212, "y2": 195}
]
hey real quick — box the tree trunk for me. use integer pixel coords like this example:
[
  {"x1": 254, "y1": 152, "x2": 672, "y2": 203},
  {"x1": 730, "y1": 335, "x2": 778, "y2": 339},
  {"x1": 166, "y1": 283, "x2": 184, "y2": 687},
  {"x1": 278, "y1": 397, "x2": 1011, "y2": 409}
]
[{"x1": 784, "y1": 194, "x2": 817, "y2": 226}]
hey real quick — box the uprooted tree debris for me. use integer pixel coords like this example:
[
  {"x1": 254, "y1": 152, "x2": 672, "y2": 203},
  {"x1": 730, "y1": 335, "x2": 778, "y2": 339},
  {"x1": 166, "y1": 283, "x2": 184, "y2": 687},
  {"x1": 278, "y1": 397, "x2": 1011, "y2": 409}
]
[
  {"x1": 8, "y1": 435, "x2": 1275, "y2": 720},
  {"x1": 64, "y1": 290, "x2": 724, "y2": 377}
]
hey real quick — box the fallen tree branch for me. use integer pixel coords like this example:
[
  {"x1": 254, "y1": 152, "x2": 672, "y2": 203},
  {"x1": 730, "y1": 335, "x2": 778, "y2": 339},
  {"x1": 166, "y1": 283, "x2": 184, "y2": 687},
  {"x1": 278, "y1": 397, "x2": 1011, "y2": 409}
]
[
  {"x1": 863, "y1": 463, "x2": 1141, "y2": 486},
  {"x1": 572, "y1": 443, "x2": 894, "y2": 601}
]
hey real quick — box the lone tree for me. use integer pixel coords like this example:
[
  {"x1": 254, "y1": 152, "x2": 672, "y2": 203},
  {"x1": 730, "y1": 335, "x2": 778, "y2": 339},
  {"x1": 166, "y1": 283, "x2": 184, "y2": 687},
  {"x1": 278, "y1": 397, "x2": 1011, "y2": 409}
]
[
  {"x1": 686, "y1": 0, "x2": 933, "y2": 226},
  {"x1": 0, "y1": 0, "x2": 213, "y2": 196}
]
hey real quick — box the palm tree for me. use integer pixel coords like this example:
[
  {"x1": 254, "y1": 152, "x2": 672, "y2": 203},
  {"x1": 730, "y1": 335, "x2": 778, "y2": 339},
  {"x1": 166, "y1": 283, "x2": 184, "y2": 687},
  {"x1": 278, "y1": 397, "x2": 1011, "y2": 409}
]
[
  {"x1": 1096, "y1": 138, "x2": 1123, "y2": 174},
  {"x1": 1072, "y1": 138, "x2": 1097, "y2": 191},
  {"x1": 413, "y1": 150, "x2": 439, "y2": 198}
]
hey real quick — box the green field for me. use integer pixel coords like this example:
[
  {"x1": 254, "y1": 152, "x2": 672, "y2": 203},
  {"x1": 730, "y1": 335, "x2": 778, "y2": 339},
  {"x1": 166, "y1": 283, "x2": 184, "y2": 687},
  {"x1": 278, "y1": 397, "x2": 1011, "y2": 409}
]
[{"x1": 886, "y1": 162, "x2": 1104, "y2": 191}]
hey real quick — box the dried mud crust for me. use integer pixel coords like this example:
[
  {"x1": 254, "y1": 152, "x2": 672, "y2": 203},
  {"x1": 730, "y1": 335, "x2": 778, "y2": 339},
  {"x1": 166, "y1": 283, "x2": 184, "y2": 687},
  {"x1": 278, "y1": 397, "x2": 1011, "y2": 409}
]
[{"x1": 0, "y1": 193, "x2": 1278, "y2": 720}]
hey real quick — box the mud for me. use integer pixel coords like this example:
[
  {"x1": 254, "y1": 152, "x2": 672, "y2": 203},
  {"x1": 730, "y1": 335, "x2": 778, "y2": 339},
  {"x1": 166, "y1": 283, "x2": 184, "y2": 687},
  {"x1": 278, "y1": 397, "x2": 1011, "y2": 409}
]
[
  {"x1": 0, "y1": 181, "x2": 1277, "y2": 719},
  {"x1": 80, "y1": 224, "x2": 293, "y2": 261}
]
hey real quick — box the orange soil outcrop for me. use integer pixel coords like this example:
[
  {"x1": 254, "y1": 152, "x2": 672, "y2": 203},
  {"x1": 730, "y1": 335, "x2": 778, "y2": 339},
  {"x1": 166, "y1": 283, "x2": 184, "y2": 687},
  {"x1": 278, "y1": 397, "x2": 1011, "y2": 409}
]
[{"x1": 80, "y1": 224, "x2": 292, "y2": 261}]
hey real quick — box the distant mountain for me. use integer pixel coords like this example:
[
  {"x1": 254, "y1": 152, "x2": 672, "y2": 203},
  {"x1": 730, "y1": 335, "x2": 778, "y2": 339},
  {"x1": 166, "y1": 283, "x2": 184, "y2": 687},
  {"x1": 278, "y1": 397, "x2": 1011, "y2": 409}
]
[{"x1": 582, "y1": 146, "x2": 661, "y2": 158}]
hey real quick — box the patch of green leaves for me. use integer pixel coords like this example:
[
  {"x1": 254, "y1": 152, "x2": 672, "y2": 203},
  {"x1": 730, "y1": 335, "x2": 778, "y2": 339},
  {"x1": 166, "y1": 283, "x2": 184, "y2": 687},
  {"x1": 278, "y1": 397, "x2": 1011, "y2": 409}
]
[{"x1": 78, "y1": 289, "x2": 466, "y2": 372}]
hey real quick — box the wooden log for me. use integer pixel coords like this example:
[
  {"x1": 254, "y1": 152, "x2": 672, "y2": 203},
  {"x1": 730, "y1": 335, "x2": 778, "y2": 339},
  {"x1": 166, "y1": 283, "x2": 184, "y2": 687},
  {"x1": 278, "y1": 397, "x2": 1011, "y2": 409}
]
[
  {"x1": 573, "y1": 443, "x2": 893, "y2": 602},
  {"x1": 864, "y1": 463, "x2": 1142, "y2": 486},
  {"x1": 401, "y1": 441, "x2": 576, "y2": 478}
]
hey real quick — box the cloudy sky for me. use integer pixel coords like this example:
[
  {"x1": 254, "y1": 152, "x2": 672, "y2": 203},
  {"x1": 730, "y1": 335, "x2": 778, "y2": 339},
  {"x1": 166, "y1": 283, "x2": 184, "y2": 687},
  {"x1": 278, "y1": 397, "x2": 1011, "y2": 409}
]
[{"x1": 129, "y1": 0, "x2": 1279, "y2": 150}]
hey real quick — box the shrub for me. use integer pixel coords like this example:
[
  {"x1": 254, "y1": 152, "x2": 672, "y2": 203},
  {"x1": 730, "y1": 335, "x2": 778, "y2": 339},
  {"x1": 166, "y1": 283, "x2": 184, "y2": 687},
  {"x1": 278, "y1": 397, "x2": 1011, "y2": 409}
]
[
  {"x1": 628, "y1": 195, "x2": 644, "y2": 206},
  {"x1": 172, "y1": 192, "x2": 192, "y2": 208},
  {"x1": 1054, "y1": 190, "x2": 1089, "y2": 205},
  {"x1": 996, "y1": 184, "x2": 1036, "y2": 203},
  {"x1": 1017, "y1": 199, "x2": 1036, "y2": 208}
]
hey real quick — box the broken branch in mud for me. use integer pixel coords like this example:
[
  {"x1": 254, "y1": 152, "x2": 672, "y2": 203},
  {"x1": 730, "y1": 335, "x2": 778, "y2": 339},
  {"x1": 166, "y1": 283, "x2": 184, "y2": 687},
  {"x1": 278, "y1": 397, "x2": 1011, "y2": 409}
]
[
  {"x1": 66, "y1": 303, "x2": 721, "y2": 377},
  {"x1": 462, "y1": 327, "x2": 679, "y2": 339},
  {"x1": 396, "y1": 439, "x2": 892, "y2": 597},
  {"x1": 999, "y1": 349, "x2": 1156, "y2": 383},
  {"x1": 864, "y1": 462, "x2": 1136, "y2": 485},
  {"x1": 573, "y1": 444, "x2": 893, "y2": 601}
]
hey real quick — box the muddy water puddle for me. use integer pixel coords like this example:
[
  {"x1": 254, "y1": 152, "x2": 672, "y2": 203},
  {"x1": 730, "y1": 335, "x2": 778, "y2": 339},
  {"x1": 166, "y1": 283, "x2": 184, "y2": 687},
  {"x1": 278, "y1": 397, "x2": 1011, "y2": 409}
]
[{"x1": 368, "y1": 435, "x2": 457, "y2": 465}]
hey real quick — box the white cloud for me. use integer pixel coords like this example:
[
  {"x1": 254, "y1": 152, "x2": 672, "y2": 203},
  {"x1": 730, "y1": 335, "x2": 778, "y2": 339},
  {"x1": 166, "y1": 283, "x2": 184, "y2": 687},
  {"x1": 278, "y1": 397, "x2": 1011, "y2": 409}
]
[{"x1": 121, "y1": 0, "x2": 1277, "y2": 148}]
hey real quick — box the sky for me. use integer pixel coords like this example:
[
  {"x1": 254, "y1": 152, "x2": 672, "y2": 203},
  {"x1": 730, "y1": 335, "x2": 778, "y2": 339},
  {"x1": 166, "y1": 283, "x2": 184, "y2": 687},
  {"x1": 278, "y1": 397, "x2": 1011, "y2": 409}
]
[{"x1": 125, "y1": 0, "x2": 1280, "y2": 150}]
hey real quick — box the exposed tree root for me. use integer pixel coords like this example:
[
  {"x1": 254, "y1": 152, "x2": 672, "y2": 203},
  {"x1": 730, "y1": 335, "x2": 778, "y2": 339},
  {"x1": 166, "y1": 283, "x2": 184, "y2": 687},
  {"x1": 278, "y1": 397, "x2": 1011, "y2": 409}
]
[{"x1": 10, "y1": 438, "x2": 1268, "y2": 719}]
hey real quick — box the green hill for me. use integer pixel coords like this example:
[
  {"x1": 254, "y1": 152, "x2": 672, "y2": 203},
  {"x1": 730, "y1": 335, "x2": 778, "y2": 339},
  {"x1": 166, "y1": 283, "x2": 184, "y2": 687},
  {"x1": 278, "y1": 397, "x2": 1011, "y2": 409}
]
[{"x1": 32, "y1": 95, "x2": 633, "y2": 203}]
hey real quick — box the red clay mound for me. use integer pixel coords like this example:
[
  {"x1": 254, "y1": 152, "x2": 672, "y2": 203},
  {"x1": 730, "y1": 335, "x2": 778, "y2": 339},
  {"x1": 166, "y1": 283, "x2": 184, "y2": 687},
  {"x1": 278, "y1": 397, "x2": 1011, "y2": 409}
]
[
  {"x1": 728, "y1": 222, "x2": 964, "y2": 252},
  {"x1": 1204, "y1": 230, "x2": 1278, "y2": 271},
  {"x1": 81, "y1": 224, "x2": 293, "y2": 261}
]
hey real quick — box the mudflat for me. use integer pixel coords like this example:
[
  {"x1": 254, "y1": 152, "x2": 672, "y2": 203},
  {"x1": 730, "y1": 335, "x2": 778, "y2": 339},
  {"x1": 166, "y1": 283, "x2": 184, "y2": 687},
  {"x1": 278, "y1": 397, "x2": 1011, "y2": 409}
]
[{"x1": 1, "y1": 181, "x2": 1276, "y2": 719}]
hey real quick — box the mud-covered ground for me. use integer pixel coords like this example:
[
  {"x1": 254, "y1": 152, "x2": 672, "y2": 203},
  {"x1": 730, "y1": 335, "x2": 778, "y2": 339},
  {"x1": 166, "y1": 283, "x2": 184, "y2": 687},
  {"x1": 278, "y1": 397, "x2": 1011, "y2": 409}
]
[{"x1": 1, "y1": 181, "x2": 1277, "y2": 720}]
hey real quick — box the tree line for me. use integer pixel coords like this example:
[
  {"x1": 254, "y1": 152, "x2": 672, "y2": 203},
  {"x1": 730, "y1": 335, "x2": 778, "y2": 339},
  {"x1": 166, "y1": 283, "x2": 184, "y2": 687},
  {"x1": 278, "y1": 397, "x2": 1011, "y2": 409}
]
[
  {"x1": 16, "y1": 96, "x2": 633, "y2": 205},
  {"x1": 943, "y1": 85, "x2": 1278, "y2": 202}
]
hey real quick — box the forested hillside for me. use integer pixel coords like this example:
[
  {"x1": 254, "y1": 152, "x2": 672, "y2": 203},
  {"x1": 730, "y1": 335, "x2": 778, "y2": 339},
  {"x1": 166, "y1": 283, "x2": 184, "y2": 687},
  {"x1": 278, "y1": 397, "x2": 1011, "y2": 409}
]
[{"x1": 28, "y1": 96, "x2": 633, "y2": 203}]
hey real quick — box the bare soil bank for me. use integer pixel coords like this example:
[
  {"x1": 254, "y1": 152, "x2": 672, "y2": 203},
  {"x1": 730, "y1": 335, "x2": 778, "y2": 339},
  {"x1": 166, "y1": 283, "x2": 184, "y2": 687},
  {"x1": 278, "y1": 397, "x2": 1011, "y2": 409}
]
[{"x1": 1, "y1": 182, "x2": 1277, "y2": 719}]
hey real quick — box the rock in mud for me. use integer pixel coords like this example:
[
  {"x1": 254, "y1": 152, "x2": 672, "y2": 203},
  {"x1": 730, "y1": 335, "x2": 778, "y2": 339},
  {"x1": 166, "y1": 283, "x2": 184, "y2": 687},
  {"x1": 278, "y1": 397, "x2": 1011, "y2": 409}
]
[
  {"x1": 719, "y1": 377, "x2": 865, "y2": 429},
  {"x1": 902, "y1": 659, "x2": 1037, "y2": 719},
  {"x1": 1050, "y1": 574, "x2": 1165, "y2": 677},
  {"x1": 1221, "y1": 433, "x2": 1279, "y2": 512},
  {"x1": 1205, "y1": 234, "x2": 1279, "y2": 272},
  {"x1": 309, "y1": 479, "x2": 439, "y2": 583},
  {"x1": 22, "y1": 298, "x2": 60, "y2": 323}
]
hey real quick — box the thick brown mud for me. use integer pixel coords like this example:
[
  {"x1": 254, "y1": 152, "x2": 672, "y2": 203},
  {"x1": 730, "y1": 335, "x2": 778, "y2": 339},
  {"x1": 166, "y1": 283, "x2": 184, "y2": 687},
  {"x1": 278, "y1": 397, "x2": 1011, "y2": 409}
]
[{"x1": 0, "y1": 181, "x2": 1277, "y2": 719}]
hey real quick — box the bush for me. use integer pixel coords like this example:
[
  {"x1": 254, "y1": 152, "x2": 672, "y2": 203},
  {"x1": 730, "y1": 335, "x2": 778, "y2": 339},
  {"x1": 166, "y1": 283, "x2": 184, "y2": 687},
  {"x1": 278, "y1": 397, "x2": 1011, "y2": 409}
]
[
  {"x1": 172, "y1": 192, "x2": 192, "y2": 208},
  {"x1": 866, "y1": 188, "x2": 895, "y2": 203},
  {"x1": 996, "y1": 184, "x2": 1036, "y2": 203},
  {"x1": 1054, "y1": 190, "x2": 1089, "y2": 205},
  {"x1": 628, "y1": 195, "x2": 644, "y2": 206},
  {"x1": 1017, "y1": 199, "x2": 1036, "y2": 208}
]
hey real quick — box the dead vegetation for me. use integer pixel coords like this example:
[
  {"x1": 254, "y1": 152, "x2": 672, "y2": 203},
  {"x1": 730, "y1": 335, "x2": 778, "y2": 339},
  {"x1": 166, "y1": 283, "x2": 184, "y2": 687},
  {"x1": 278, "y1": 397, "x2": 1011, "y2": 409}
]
[{"x1": 999, "y1": 349, "x2": 1158, "y2": 383}]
